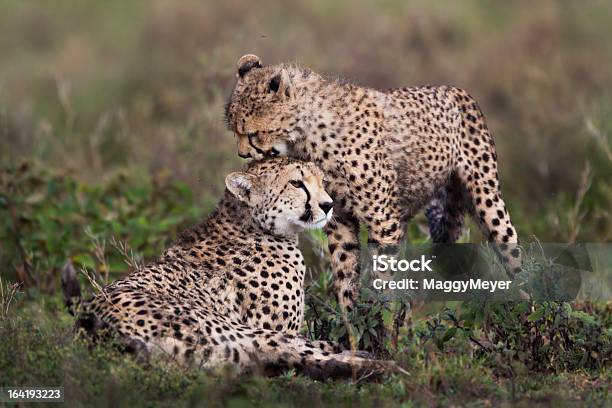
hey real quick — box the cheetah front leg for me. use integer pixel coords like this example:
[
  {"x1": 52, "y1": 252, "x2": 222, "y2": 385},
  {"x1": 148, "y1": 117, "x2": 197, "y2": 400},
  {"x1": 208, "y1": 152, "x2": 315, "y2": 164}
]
[
  {"x1": 366, "y1": 205, "x2": 407, "y2": 275},
  {"x1": 325, "y1": 195, "x2": 406, "y2": 312},
  {"x1": 324, "y1": 211, "x2": 361, "y2": 313}
]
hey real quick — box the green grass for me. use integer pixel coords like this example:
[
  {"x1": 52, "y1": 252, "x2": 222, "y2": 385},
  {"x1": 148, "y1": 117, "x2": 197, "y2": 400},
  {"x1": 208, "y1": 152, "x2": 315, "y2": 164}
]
[{"x1": 1, "y1": 294, "x2": 609, "y2": 407}]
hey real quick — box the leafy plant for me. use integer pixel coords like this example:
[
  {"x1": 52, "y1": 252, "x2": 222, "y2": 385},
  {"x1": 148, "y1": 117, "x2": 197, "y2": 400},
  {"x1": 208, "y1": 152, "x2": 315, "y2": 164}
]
[
  {"x1": 0, "y1": 161, "x2": 209, "y2": 291},
  {"x1": 415, "y1": 301, "x2": 611, "y2": 375},
  {"x1": 304, "y1": 269, "x2": 395, "y2": 354}
]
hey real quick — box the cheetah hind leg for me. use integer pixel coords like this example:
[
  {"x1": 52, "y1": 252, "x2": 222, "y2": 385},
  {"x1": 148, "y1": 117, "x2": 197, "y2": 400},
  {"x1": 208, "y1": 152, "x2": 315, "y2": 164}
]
[
  {"x1": 425, "y1": 172, "x2": 523, "y2": 284},
  {"x1": 142, "y1": 312, "x2": 398, "y2": 381},
  {"x1": 460, "y1": 173, "x2": 522, "y2": 277},
  {"x1": 425, "y1": 172, "x2": 467, "y2": 244},
  {"x1": 425, "y1": 173, "x2": 470, "y2": 280}
]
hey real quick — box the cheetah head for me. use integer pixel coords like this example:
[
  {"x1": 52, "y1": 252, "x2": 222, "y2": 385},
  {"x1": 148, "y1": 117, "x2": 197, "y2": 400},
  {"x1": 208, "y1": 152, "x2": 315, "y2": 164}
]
[
  {"x1": 225, "y1": 54, "x2": 306, "y2": 160},
  {"x1": 225, "y1": 158, "x2": 333, "y2": 236}
]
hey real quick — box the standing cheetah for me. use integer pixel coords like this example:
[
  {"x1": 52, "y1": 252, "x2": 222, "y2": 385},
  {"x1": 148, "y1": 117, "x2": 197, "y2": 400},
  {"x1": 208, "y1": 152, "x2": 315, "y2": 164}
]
[
  {"x1": 64, "y1": 158, "x2": 391, "y2": 379},
  {"x1": 225, "y1": 55, "x2": 521, "y2": 312}
]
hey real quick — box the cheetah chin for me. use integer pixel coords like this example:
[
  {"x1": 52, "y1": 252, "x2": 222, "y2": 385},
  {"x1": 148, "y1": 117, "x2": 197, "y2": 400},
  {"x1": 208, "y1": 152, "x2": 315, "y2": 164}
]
[{"x1": 294, "y1": 210, "x2": 333, "y2": 230}]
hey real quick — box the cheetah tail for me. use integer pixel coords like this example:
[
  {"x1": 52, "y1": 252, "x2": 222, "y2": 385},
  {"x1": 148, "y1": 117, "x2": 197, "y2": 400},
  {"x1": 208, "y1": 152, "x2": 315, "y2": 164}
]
[
  {"x1": 292, "y1": 350, "x2": 402, "y2": 381},
  {"x1": 61, "y1": 260, "x2": 82, "y2": 316},
  {"x1": 248, "y1": 334, "x2": 401, "y2": 380}
]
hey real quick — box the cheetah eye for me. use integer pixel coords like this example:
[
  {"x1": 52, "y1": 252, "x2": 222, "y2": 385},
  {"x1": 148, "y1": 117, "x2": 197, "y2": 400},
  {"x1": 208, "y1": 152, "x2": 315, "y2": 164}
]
[{"x1": 289, "y1": 180, "x2": 303, "y2": 188}]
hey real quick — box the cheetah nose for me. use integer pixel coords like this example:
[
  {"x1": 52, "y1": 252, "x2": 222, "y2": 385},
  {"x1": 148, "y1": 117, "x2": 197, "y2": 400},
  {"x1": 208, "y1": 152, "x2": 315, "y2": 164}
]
[{"x1": 319, "y1": 201, "x2": 334, "y2": 214}]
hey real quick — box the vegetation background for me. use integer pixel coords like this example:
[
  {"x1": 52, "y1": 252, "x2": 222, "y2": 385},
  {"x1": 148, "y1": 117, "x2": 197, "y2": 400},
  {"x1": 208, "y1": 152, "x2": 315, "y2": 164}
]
[{"x1": 0, "y1": 0, "x2": 610, "y2": 406}]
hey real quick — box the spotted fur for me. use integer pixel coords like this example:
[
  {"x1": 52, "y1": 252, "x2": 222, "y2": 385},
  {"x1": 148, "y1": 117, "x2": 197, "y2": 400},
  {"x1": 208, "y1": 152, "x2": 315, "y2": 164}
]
[
  {"x1": 225, "y1": 55, "x2": 521, "y2": 312},
  {"x1": 67, "y1": 158, "x2": 391, "y2": 379}
]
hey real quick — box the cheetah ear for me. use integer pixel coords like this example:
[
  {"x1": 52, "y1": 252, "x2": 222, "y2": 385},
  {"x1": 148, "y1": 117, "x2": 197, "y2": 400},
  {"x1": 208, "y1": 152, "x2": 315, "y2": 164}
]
[
  {"x1": 225, "y1": 172, "x2": 259, "y2": 205},
  {"x1": 269, "y1": 68, "x2": 292, "y2": 98},
  {"x1": 237, "y1": 54, "x2": 262, "y2": 78}
]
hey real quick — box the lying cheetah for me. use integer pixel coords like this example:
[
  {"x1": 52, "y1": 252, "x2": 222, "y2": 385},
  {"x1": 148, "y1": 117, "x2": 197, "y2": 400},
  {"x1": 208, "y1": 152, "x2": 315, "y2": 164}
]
[
  {"x1": 225, "y1": 55, "x2": 521, "y2": 312},
  {"x1": 63, "y1": 158, "x2": 390, "y2": 379}
]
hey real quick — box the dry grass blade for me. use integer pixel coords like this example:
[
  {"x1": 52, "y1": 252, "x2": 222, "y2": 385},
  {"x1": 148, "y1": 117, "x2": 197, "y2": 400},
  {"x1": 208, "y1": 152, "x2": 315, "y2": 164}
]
[
  {"x1": 110, "y1": 236, "x2": 144, "y2": 273},
  {"x1": 567, "y1": 162, "x2": 593, "y2": 243},
  {"x1": 0, "y1": 277, "x2": 21, "y2": 319},
  {"x1": 84, "y1": 227, "x2": 110, "y2": 284},
  {"x1": 78, "y1": 266, "x2": 121, "y2": 315},
  {"x1": 585, "y1": 118, "x2": 612, "y2": 163}
]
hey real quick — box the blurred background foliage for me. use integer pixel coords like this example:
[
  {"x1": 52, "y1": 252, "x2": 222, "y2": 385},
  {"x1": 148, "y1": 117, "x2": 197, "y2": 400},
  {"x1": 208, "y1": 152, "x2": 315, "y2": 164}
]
[{"x1": 1, "y1": 0, "x2": 610, "y2": 246}]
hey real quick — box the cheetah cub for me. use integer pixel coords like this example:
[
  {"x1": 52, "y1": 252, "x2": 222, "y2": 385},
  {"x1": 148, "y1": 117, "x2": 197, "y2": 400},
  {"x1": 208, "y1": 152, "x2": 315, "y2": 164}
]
[
  {"x1": 64, "y1": 158, "x2": 392, "y2": 379},
  {"x1": 225, "y1": 54, "x2": 521, "y2": 312}
]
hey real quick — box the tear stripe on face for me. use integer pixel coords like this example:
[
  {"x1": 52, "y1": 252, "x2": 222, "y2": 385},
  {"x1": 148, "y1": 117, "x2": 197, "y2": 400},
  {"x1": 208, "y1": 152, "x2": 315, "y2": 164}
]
[
  {"x1": 296, "y1": 180, "x2": 312, "y2": 223},
  {"x1": 248, "y1": 133, "x2": 266, "y2": 156}
]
